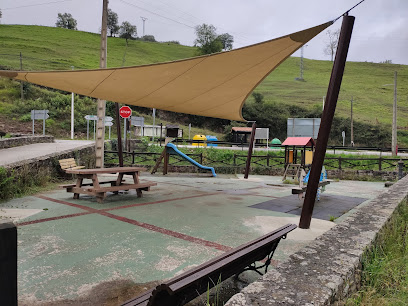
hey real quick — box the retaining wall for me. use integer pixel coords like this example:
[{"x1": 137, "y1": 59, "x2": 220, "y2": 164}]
[
  {"x1": 225, "y1": 175, "x2": 408, "y2": 305},
  {"x1": 3, "y1": 143, "x2": 95, "y2": 185},
  {"x1": 0, "y1": 135, "x2": 54, "y2": 149}
]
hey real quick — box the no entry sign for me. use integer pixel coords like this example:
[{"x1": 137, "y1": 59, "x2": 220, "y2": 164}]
[{"x1": 119, "y1": 106, "x2": 132, "y2": 118}]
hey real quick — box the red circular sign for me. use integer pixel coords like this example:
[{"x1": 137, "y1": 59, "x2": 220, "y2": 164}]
[{"x1": 119, "y1": 106, "x2": 132, "y2": 118}]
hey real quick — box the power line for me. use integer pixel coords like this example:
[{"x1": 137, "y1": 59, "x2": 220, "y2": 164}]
[
  {"x1": 118, "y1": 0, "x2": 252, "y2": 45},
  {"x1": 2, "y1": 0, "x2": 73, "y2": 10},
  {"x1": 118, "y1": 0, "x2": 195, "y2": 29}
]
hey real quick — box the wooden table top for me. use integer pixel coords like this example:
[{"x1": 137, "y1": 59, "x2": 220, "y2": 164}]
[{"x1": 65, "y1": 167, "x2": 147, "y2": 175}]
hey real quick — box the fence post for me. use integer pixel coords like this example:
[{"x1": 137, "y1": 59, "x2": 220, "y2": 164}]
[
  {"x1": 267, "y1": 154, "x2": 270, "y2": 167},
  {"x1": 132, "y1": 150, "x2": 135, "y2": 165},
  {"x1": 379, "y1": 157, "x2": 382, "y2": 171},
  {"x1": 398, "y1": 159, "x2": 404, "y2": 180},
  {"x1": 200, "y1": 153, "x2": 203, "y2": 164},
  {"x1": 338, "y1": 156, "x2": 342, "y2": 170},
  {"x1": 233, "y1": 154, "x2": 236, "y2": 166},
  {"x1": 0, "y1": 221, "x2": 17, "y2": 306}
]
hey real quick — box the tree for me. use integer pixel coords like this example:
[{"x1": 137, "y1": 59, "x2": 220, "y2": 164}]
[
  {"x1": 324, "y1": 29, "x2": 340, "y2": 62},
  {"x1": 141, "y1": 35, "x2": 156, "y2": 42},
  {"x1": 194, "y1": 24, "x2": 223, "y2": 55},
  {"x1": 217, "y1": 33, "x2": 234, "y2": 50},
  {"x1": 55, "y1": 13, "x2": 77, "y2": 30},
  {"x1": 119, "y1": 21, "x2": 137, "y2": 42},
  {"x1": 107, "y1": 9, "x2": 120, "y2": 37},
  {"x1": 0, "y1": 9, "x2": 2, "y2": 22}
]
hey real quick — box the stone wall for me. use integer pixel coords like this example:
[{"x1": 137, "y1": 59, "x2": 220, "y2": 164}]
[
  {"x1": 1, "y1": 143, "x2": 95, "y2": 200},
  {"x1": 225, "y1": 175, "x2": 408, "y2": 305},
  {"x1": 0, "y1": 135, "x2": 54, "y2": 149}
]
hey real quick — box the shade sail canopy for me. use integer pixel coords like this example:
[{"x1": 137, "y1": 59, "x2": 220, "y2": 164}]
[{"x1": 0, "y1": 22, "x2": 331, "y2": 121}]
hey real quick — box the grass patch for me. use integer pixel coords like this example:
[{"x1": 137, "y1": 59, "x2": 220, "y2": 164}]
[{"x1": 345, "y1": 200, "x2": 408, "y2": 305}]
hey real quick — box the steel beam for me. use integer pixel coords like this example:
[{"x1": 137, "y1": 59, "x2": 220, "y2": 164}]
[{"x1": 299, "y1": 15, "x2": 355, "y2": 229}]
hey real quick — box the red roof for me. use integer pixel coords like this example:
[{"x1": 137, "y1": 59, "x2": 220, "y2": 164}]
[
  {"x1": 231, "y1": 127, "x2": 252, "y2": 133},
  {"x1": 282, "y1": 137, "x2": 315, "y2": 146}
]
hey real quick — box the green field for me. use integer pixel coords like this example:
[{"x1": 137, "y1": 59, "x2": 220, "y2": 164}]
[{"x1": 1, "y1": 24, "x2": 408, "y2": 143}]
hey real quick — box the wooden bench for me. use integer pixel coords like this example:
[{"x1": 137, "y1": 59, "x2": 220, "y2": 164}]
[
  {"x1": 122, "y1": 224, "x2": 297, "y2": 306},
  {"x1": 292, "y1": 180, "x2": 331, "y2": 194},
  {"x1": 58, "y1": 158, "x2": 85, "y2": 171}
]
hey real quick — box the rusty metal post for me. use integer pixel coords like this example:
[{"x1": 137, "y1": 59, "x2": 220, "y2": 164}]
[
  {"x1": 299, "y1": 15, "x2": 355, "y2": 229},
  {"x1": 115, "y1": 103, "x2": 124, "y2": 167},
  {"x1": 244, "y1": 122, "x2": 256, "y2": 179}
]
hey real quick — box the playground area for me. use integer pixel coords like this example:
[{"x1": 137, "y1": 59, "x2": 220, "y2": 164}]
[{"x1": 1, "y1": 172, "x2": 385, "y2": 305}]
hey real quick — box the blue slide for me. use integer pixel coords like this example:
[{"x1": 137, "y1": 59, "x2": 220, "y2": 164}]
[{"x1": 166, "y1": 143, "x2": 216, "y2": 177}]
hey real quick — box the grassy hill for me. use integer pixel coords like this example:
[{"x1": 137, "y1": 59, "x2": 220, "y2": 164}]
[{"x1": 1, "y1": 25, "x2": 408, "y2": 145}]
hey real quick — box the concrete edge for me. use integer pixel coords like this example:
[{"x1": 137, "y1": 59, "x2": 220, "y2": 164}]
[{"x1": 225, "y1": 175, "x2": 408, "y2": 305}]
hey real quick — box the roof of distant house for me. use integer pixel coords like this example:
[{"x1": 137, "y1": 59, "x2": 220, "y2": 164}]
[{"x1": 231, "y1": 127, "x2": 252, "y2": 133}]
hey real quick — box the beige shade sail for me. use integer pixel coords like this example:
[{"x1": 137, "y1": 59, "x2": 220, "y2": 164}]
[{"x1": 0, "y1": 22, "x2": 331, "y2": 121}]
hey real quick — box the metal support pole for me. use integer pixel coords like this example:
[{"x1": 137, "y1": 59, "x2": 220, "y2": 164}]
[
  {"x1": 299, "y1": 15, "x2": 355, "y2": 229},
  {"x1": 71, "y1": 66, "x2": 74, "y2": 139},
  {"x1": 32, "y1": 119, "x2": 35, "y2": 135},
  {"x1": 244, "y1": 122, "x2": 256, "y2": 179},
  {"x1": 87, "y1": 120, "x2": 89, "y2": 140},
  {"x1": 123, "y1": 118, "x2": 127, "y2": 150},
  {"x1": 20, "y1": 52, "x2": 24, "y2": 100},
  {"x1": 115, "y1": 103, "x2": 124, "y2": 167},
  {"x1": 43, "y1": 111, "x2": 46, "y2": 136},
  {"x1": 392, "y1": 71, "x2": 397, "y2": 156},
  {"x1": 350, "y1": 96, "x2": 354, "y2": 146},
  {"x1": 0, "y1": 221, "x2": 17, "y2": 306}
]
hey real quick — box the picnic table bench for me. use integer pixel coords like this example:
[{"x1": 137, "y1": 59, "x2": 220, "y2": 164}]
[
  {"x1": 58, "y1": 158, "x2": 85, "y2": 171},
  {"x1": 61, "y1": 167, "x2": 156, "y2": 203},
  {"x1": 122, "y1": 224, "x2": 297, "y2": 306}
]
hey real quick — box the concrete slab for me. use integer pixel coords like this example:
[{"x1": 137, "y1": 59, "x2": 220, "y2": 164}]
[{"x1": 0, "y1": 173, "x2": 385, "y2": 305}]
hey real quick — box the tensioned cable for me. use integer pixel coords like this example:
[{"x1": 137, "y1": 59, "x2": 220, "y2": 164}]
[
  {"x1": 333, "y1": 0, "x2": 366, "y2": 23},
  {"x1": 2, "y1": 0, "x2": 72, "y2": 10}
]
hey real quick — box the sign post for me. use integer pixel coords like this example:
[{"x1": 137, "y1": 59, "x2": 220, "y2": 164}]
[
  {"x1": 31, "y1": 110, "x2": 49, "y2": 136},
  {"x1": 104, "y1": 116, "x2": 113, "y2": 139},
  {"x1": 85, "y1": 115, "x2": 98, "y2": 140},
  {"x1": 119, "y1": 106, "x2": 132, "y2": 151}
]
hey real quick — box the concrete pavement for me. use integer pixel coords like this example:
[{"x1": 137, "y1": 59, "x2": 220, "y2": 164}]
[
  {"x1": 0, "y1": 173, "x2": 385, "y2": 305},
  {"x1": 0, "y1": 140, "x2": 94, "y2": 166}
]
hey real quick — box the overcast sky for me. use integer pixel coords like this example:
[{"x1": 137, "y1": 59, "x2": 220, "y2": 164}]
[{"x1": 1, "y1": 0, "x2": 407, "y2": 65}]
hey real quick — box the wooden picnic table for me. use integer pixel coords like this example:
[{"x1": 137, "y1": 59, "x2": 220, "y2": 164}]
[{"x1": 63, "y1": 167, "x2": 157, "y2": 203}]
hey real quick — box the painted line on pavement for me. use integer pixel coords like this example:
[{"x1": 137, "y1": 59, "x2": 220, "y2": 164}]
[
  {"x1": 28, "y1": 195, "x2": 231, "y2": 251},
  {"x1": 17, "y1": 211, "x2": 92, "y2": 226}
]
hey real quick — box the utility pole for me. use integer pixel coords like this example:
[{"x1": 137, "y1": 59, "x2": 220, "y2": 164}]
[
  {"x1": 141, "y1": 17, "x2": 147, "y2": 37},
  {"x1": 95, "y1": 0, "x2": 108, "y2": 168},
  {"x1": 19, "y1": 52, "x2": 24, "y2": 100},
  {"x1": 71, "y1": 66, "x2": 75, "y2": 140},
  {"x1": 392, "y1": 71, "x2": 397, "y2": 156},
  {"x1": 299, "y1": 45, "x2": 307, "y2": 81},
  {"x1": 350, "y1": 96, "x2": 354, "y2": 146}
]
